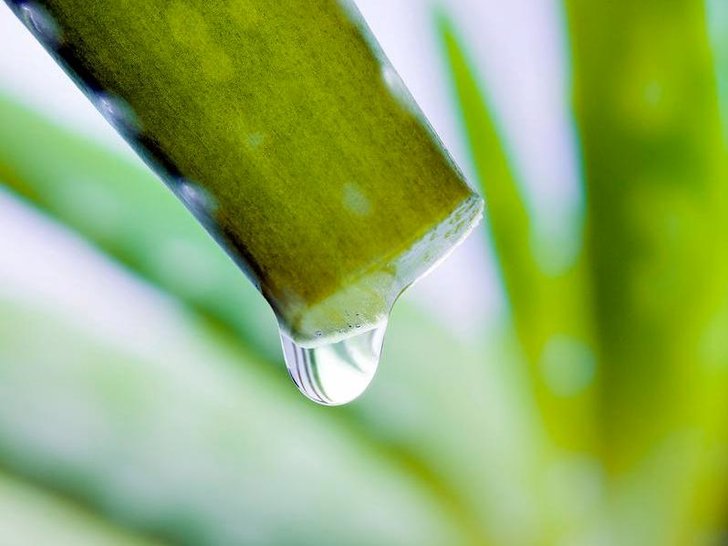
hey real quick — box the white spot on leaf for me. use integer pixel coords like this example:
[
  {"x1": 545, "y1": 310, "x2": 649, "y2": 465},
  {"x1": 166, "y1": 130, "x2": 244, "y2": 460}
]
[{"x1": 342, "y1": 183, "x2": 371, "y2": 216}]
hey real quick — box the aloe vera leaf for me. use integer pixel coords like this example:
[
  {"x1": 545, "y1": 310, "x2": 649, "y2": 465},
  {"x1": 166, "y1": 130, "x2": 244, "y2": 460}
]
[
  {"x1": 4, "y1": 0, "x2": 482, "y2": 341},
  {"x1": 438, "y1": 15, "x2": 597, "y2": 460},
  {"x1": 566, "y1": 0, "x2": 728, "y2": 542},
  {"x1": 0, "y1": 472, "x2": 160, "y2": 546}
]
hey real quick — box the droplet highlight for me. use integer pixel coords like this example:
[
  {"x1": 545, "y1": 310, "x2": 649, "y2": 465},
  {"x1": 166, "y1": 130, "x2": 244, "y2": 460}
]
[
  {"x1": 280, "y1": 322, "x2": 386, "y2": 406},
  {"x1": 95, "y1": 93, "x2": 141, "y2": 135},
  {"x1": 175, "y1": 180, "x2": 217, "y2": 219},
  {"x1": 19, "y1": 2, "x2": 63, "y2": 46}
]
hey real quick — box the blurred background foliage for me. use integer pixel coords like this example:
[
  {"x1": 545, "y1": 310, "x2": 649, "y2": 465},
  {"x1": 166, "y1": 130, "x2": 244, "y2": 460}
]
[{"x1": 1, "y1": 0, "x2": 727, "y2": 545}]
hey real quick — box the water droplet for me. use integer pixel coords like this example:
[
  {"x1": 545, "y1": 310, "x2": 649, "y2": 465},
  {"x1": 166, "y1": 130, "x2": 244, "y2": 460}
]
[
  {"x1": 19, "y1": 2, "x2": 62, "y2": 46},
  {"x1": 280, "y1": 322, "x2": 387, "y2": 406},
  {"x1": 175, "y1": 180, "x2": 217, "y2": 218},
  {"x1": 95, "y1": 93, "x2": 141, "y2": 135}
]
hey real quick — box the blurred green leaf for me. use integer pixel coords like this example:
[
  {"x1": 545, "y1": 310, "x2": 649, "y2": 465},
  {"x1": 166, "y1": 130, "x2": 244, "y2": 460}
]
[
  {"x1": 0, "y1": 471, "x2": 158, "y2": 546},
  {"x1": 566, "y1": 0, "x2": 728, "y2": 543},
  {"x1": 0, "y1": 294, "x2": 476, "y2": 545},
  {"x1": 440, "y1": 2, "x2": 728, "y2": 543},
  {"x1": 437, "y1": 15, "x2": 540, "y2": 351},
  {"x1": 437, "y1": 13, "x2": 596, "y2": 460},
  {"x1": 438, "y1": 14, "x2": 605, "y2": 543}
]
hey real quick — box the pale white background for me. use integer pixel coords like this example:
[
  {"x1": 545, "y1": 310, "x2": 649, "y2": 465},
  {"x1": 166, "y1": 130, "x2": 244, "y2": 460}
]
[{"x1": 0, "y1": 0, "x2": 580, "y2": 340}]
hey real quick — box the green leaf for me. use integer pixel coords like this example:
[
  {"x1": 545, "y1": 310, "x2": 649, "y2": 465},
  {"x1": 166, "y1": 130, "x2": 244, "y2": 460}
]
[
  {"x1": 566, "y1": 0, "x2": 728, "y2": 542},
  {"x1": 437, "y1": 14, "x2": 539, "y2": 347},
  {"x1": 0, "y1": 471, "x2": 159, "y2": 546},
  {"x1": 4, "y1": 0, "x2": 481, "y2": 341},
  {"x1": 437, "y1": 15, "x2": 610, "y2": 543},
  {"x1": 437, "y1": 13, "x2": 597, "y2": 459}
]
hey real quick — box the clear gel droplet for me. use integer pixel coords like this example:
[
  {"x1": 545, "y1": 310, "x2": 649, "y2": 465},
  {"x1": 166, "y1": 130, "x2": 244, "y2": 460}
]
[{"x1": 280, "y1": 321, "x2": 387, "y2": 406}]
